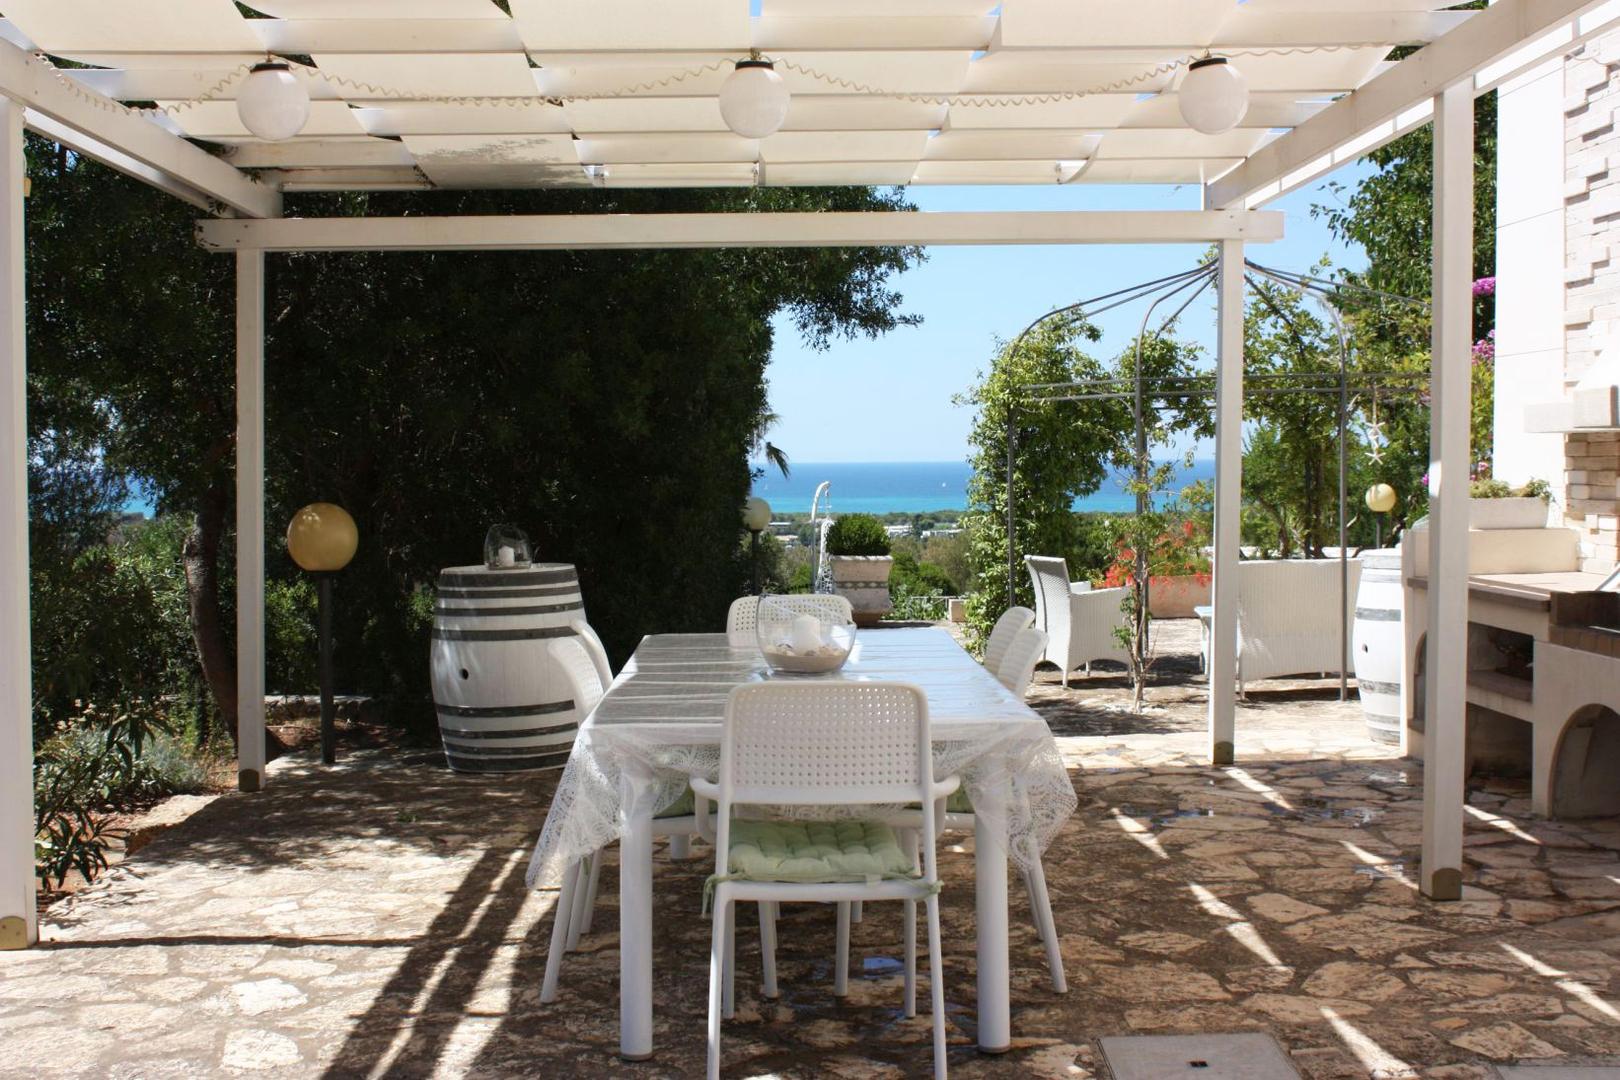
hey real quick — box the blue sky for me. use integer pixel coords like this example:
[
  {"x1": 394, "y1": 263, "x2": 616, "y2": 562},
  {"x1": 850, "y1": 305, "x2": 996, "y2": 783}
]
[{"x1": 762, "y1": 161, "x2": 1375, "y2": 463}]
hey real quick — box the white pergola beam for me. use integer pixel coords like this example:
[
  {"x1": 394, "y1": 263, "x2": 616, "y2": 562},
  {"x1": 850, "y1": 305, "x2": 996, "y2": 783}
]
[
  {"x1": 996, "y1": 9, "x2": 1470, "y2": 51},
  {"x1": 267, "y1": 169, "x2": 434, "y2": 193},
  {"x1": 0, "y1": 38, "x2": 278, "y2": 219},
  {"x1": 1207, "y1": 0, "x2": 1616, "y2": 210},
  {"x1": 196, "y1": 210, "x2": 1283, "y2": 253},
  {"x1": 236, "y1": 251, "x2": 266, "y2": 795},
  {"x1": 251, "y1": 19, "x2": 524, "y2": 55},
  {"x1": 756, "y1": 16, "x2": 996, "y2": 52},
  {"x1": 255, "y1": 16, "x2": 1000, "y2": 54},
  {"x1": 1208, "y1": 239, "x2": 1243, "y2": 767},
  {"x1": 24, "y1": 109, "x2": 215, "y2": 211},
  {"x1": 223, "y1": 140, "x2": 419, "y2": 170},
  {"x1": 0, "y1": 99, "x2": 33, "y2": 949},
  {"x1": 1420, "y1": 82, "x2": 1473, "y2": 902}
]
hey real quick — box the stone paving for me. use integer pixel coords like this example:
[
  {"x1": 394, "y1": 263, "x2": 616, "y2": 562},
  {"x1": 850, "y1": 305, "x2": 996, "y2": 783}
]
[{"x1": 5, "y1": 630, "x2": 1620, "y2": 1078}]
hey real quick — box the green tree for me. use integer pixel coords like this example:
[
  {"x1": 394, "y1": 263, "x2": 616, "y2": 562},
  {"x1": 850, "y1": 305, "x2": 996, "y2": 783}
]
[
  {"x1": 1241, "y1": 274, "x2": 1377, "y2": 556},
  {"x1": 1313, "y1": 64, "x2": 1499, "y2": 513},
  {"x1": 958, "y1": 313, "x2": 1208, "y2": 644},
  {"x1": 25, "y1": 142, "x2": 922, "y2": 736}
]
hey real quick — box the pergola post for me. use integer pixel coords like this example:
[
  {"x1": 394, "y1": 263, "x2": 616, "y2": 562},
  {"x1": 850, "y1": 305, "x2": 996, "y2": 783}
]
[
  {"x1": 0, "y1": 98, "x2": 34, "y2": 949},
  {"x1": 236, "y1": 250, "x2": 266, "y2": 793},
  {"x1": 1421, "y1": 81, "x2": 1474, "y2": 901},
  {"x1": 1208, "y1": 238, "x2": 1244, "y2": 765}
]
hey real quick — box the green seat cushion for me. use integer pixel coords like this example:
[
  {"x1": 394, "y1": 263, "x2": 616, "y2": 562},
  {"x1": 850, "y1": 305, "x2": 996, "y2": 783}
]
[
  {"x1": 905, "y1": 789, "x2": 975, "y2": 814},
  {"x1": 727, "y1": 820, "x2": 915, "y2": 883},
  {"x1": 656, "y1": 786, "x2": 695, "y2": 819}
]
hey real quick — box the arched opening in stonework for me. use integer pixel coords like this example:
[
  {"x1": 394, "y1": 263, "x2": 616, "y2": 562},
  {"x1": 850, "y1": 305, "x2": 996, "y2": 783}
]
[
  {"x1": 1409, "y1": 633, "x2": 1427, "y2": 743},
  {"x1": 1551, "y1": 705, "x2": 1620, "y2": 818}
]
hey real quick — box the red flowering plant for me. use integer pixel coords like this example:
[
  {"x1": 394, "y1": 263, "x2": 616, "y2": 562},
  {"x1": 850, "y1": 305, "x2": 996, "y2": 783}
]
[{"x1": 1098, "y1": 502, "x2": 1212, "y2": 589}]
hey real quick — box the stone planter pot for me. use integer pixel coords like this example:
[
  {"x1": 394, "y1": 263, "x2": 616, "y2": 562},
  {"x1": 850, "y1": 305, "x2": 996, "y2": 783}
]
[
  {"x1": 1147, "y1": 574, "x2": 1211, "y2": 619},
  {"x1": 1469, "y1": 496, "x2": 1548, "y2": 530},
  {"x1": 830, "y1": 555, "x2": 894, "y2": 627}
]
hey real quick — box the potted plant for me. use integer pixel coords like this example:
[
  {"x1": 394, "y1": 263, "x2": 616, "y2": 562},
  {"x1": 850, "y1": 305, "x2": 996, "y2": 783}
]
[
  {"x1": 825, "y1": 513, "x2": 894, "y2": 627},
  {"x1": 1468, "y1": 477, "x2": 1553, "y2": 530}
]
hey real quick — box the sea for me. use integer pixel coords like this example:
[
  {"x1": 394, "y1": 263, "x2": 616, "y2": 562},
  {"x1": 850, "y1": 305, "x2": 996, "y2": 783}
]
[{"x1": 751, "y1": 460, "x2": 1216, "y2": 516}]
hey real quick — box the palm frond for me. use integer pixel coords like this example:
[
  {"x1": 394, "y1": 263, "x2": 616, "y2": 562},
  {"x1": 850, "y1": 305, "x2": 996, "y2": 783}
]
[{"x1": 764, "y1": 442, "x2": 790, "y2": 478}]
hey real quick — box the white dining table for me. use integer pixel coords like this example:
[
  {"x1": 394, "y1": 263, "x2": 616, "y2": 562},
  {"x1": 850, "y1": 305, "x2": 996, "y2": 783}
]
[{"x1": 526, "y1": 625, "x2": 1076, "y2": 1060}]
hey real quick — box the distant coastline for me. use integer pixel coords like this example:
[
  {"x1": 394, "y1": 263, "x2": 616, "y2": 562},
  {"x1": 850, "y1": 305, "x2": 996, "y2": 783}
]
[{"x1": 750, "y1": 460, "x2": 1215, "y2": 516}]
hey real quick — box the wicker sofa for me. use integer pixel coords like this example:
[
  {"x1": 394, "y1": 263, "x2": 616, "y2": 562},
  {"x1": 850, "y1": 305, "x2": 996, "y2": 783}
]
[{"x1": 1201, "y1": 558, "x2": 1361, "y2": 691}]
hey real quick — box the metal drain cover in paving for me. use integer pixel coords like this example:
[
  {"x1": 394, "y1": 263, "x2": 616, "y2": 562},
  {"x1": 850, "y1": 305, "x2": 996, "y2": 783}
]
[
  {"x1": 1099, "y1": 1033, "x2": 1299, "y2": 1079},
  {"x1": 1498, "y1": 1069, "x2": 1620, "y2": 1079}
]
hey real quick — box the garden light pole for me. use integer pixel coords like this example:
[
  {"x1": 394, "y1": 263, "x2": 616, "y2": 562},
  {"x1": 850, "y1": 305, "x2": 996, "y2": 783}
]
[
  {"x1": 743, "y1": 496, "x2": 771, "y2": 596},
  {"x1": 1367, "y1": 483, "x2": 1397, "y2": 551},
  {"x1": 286, "y1": 502, "x2": 358, "y2": 765}
]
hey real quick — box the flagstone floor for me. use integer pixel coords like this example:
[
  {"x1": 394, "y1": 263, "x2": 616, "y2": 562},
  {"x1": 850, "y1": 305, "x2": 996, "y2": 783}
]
[{"x1": 5, "y1": 644, "x2": 1620, "y2": 1078}]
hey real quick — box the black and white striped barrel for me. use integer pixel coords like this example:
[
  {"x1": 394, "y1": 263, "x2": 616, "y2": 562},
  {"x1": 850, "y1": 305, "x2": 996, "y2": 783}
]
[
  {"x1": 429, "y1": 563, "x2": 585, "y2": 773},
  {"x1": 1352, "y1": 549, "x2": 1404, "y2": 745}
]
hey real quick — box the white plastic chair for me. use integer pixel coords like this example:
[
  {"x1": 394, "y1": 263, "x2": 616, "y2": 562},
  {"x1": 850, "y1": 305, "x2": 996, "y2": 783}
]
[
  {"x1": 982, "y1": 605, "x2": 1034, "y2": 677},
  {"x1": 725, "y1": 593, "x2": 854, "y2": 646},
  {"x1": 540, "y1": 637, "x2": 703, "y2": 1004},
  {"x1": 1024, "y1": 555, "x2": 1131, "y2": 686},
  {"x1": 888, "y1": 626, "x2": 1065, "y2": 995},
  {"x1": 994, "y1": 626, "x2": 1048, "y2": 695},
  {"x1": 691, "y1": 682, "x2": 954, "y2": 1080},
  {"x1": 569, "y1": 617, "x2": 613, "y2": 690}
]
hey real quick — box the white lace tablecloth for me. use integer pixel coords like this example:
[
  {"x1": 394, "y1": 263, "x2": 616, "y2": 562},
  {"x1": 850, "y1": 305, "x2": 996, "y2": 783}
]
[{"x1": 526, "y1": 627, "x2": 1076, "y2": 889}]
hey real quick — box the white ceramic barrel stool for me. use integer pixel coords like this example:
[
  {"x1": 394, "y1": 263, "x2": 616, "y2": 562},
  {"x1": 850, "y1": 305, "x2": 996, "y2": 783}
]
[
  {"x1": 1352, "y1": 549, "x2": 1404, "y2": 745},
  {"x1": 430, "y1": 563, "x2": 587, "y2": 772}
]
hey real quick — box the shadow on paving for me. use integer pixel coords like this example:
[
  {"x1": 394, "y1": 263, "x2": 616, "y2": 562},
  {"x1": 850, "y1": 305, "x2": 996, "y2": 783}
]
[
  {"x1": 20, "y1": 686, "x2": 1620, "y2": 1078},
  {"x1": 322, "y1": 844, "x2": 532, "y2": 1077},
  {"x1": 455, "y1": 732, "x2": 1620, "y2": 1078}
]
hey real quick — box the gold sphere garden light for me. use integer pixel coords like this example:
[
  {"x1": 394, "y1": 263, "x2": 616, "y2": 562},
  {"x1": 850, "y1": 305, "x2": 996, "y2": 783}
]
[{"x1": 286, "y1": 502, "x2": 358, "y2": 764}]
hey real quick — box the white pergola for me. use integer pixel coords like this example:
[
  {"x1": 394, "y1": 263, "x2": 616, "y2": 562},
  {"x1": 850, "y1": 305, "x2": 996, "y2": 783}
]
[{"x1": 0, "y1": 0, "x2": 1608, "y2": 1023}]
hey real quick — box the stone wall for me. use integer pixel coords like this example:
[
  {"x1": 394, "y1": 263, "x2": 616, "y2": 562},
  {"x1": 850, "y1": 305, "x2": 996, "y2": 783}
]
[
  {"x1": 1565, "y1": 431, "x2": 1620, "y2": 572},
  {"x1": 1563, "y1": 38, "x2": 1620, "y2": 575}
]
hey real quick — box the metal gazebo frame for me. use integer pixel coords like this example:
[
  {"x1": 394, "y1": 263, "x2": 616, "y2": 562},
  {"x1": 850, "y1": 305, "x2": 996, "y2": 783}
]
[{"x1": 1003, "y1": 260, "x2": 1429, "y2": 700}]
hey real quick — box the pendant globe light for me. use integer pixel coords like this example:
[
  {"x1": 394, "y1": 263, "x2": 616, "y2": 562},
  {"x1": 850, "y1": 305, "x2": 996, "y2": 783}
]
[
  {"x1": 237, "y1": 61, "x2": 310, "y2": 141},
  {"x1": 718, "y1": 56, "x2": 790, "y2": 139},
  {"x1": 1177, "y1": 55, "x2": 1249, "y2": 136}
]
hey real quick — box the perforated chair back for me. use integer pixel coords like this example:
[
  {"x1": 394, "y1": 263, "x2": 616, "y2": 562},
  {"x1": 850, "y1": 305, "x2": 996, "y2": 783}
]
[
  {"x1": 725, "y1": 594, "x2": 855, "y2": 646},
  {"x1": 983, "y1": 605, "x2": 1034, "y2": 674},
  {"x1": 720, "y1": 681, "x2": 932, "y2": 808},
  {"x1": 549, "y1": 637, "x2": 606, "y2": 720},
  {"x1": 569, "y1": 619, "x2": 613, "y2": 689},
  {"x1": 995, "y1": 627, "x2": 1049, "y2": 694}
]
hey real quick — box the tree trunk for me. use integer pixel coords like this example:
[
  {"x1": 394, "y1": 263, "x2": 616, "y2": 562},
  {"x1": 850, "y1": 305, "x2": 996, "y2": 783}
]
[{"x1": 182, "y1": 476, "x2": 239, "y2": 749}]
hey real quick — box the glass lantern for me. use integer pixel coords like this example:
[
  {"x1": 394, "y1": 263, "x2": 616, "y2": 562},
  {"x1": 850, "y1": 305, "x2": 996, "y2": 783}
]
[
  {"x1": 755, "y1": 595, "x2": 856, "y2": 674},
  {"x1": 483, "y1": 524, "x2": 533, "y2": 570}
]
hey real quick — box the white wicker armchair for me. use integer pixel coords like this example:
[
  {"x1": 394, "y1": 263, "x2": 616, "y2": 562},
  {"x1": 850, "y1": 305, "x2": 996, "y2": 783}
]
[{"x1": 1024, "y1": 555, "x2": 1131, "y2": 686}]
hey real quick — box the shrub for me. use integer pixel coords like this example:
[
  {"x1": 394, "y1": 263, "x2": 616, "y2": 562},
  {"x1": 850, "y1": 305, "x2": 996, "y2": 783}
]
[
  {"x1": 825, "y1": 513, "x2": 891, "y2": 557},
  {"x1": 1469, "y1": 477, "x2": 1552, "y2": 501},
  {"x1": 33, "y1": 701, "x2": 211, "y2": 889},
  {"x1": 890, "y1": 550, "x2": 956, "y2": 596}
]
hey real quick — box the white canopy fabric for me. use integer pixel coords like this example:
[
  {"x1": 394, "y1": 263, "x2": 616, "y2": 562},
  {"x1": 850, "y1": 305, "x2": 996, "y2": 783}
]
[{"x1": 0, "y1": 0, "x2": 1474, "y2": 190}]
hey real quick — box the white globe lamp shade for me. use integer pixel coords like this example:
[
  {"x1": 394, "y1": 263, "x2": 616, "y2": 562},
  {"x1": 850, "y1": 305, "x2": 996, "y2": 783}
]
[
  {"x1": 719, "y1": 60, "x2": 790, "y2": 139},
  {"x1": 743, "y1": 496, "x2": 772, "y2": 533},
  {"x1": 1178, "y1": 56, "x2": 1249, "y2": 136},
  {"x1": 1366, "y1": 483, "x2": 1398, "y2": 514},
  {"x1": 237, "y1": 62, "x2": 310, "y2": 141}
]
